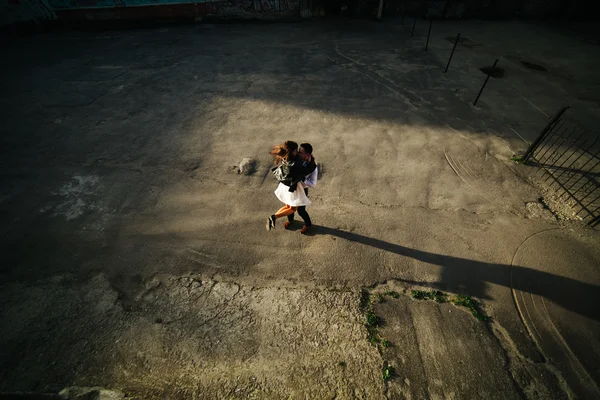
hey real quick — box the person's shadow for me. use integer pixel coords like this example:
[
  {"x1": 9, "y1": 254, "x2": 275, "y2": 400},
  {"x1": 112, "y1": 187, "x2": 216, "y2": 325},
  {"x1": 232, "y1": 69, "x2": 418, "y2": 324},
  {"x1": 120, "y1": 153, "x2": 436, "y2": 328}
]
[{"x1": 311, "y1": 226, "x2": 600, "y2": 322}]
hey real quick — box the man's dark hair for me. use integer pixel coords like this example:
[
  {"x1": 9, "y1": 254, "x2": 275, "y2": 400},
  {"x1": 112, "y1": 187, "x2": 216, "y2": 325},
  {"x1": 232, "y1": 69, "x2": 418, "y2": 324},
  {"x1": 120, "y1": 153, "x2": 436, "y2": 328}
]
[{"x1": 300, "y1": 143, "x2": 313, "y2": 154}]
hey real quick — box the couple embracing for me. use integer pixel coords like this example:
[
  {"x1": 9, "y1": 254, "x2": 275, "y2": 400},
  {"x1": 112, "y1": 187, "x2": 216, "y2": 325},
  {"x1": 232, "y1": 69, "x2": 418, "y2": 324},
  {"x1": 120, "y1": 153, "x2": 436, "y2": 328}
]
[{"x1": 266, "y1": 141, "x2": 317, "y2": 235}]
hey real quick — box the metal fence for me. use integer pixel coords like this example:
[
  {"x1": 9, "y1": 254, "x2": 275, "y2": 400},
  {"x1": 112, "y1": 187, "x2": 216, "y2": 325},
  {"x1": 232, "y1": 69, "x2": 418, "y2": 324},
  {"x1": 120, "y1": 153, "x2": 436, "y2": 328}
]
[{"x1": 522, "y1": 107, "x2": 600, "y2": 227}]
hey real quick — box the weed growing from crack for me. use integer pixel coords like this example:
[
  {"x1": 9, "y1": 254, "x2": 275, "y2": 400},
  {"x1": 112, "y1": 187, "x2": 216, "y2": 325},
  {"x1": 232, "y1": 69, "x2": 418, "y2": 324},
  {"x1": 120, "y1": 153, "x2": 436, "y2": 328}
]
[
  {"x1": 410, "y1": 289, "x2": 426, "y2": 300},
  {"x1": 359, "y1": 288, "x2": 370, "y2": 311},
  {"x1": 511, "y1": 154, "x2": 525, "y2": 164},
  {"x1": 368, "y1": 329, "x2": 380, "y2": 345},
  {"x1": 365, "y1": 311, "x2": 378, "y2": 327},
  {"x1": 410, "y1": 289, "x2": 447, "y2": 303},
  {"x1": 411, "y1": 289, "x2": 488, "y2": 320},
  {"x1": 359, "y1": 288, "x2": 392, "y2": 354},
  {"x1": 382, "y1": 364, "x2": 395, "y2": 381},
  {"x1": 377, "y1": 293, "x2": 386, "y2": 303},
  {"x1": 452, "y1": 294, "x2": 488, "y2": 321},
  {"x1": 384, "y1": 290, "x2": 400, "y2": 298},
  {"x1": 432, "y1": 291, "x2": 446, "y2": 303}
]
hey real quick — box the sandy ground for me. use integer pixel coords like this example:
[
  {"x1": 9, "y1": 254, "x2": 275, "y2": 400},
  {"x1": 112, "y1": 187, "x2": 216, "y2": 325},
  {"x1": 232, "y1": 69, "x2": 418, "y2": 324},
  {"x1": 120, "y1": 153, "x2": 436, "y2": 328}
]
[{"x1": 1, "y1": 19, "x2": 599, "y2": 399}]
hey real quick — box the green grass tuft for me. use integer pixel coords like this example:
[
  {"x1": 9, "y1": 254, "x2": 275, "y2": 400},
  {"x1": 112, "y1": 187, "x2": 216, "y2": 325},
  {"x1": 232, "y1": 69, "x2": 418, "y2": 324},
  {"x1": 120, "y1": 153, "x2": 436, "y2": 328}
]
[
  {"x1": 452, "y1": 294, "x2": 488, "y2": 321},
  {"x1": 411, "y1": 289, "x2": 447, "y2": 302},
  {"x1": 511, "y1": 155, "x2": 525, "y2": 164},
  {"x1": 383, "y1": 365, "x2": 395, "y2": 381},
  {"x1": 365, "y1": 311, "x2": 378, "y2": 327}
]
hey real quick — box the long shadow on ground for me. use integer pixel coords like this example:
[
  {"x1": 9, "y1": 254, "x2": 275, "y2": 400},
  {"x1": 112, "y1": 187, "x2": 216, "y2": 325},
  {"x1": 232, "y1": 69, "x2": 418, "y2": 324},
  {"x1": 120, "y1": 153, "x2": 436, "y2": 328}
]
[{"x1": 313, "y1": 226, "x2": 600, "y2": 322}]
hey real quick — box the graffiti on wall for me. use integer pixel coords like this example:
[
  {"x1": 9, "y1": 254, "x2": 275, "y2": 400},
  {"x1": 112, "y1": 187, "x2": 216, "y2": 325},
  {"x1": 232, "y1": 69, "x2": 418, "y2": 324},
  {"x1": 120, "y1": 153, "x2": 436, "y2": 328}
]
[{"x1": 214, "y1": 0, "x2": 299, "y2": 12}]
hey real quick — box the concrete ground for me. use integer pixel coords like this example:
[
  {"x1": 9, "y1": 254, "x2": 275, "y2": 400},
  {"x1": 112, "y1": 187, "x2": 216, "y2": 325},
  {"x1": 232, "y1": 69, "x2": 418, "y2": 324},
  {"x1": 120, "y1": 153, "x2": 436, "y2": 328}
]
[{"x1": 1, "y1": 19, "x2": 599, "y2": 399}]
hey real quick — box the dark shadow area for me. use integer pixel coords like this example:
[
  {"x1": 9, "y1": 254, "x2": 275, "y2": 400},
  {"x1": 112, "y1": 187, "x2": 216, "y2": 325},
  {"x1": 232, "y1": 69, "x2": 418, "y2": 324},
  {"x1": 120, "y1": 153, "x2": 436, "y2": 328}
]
[
  {"x1": 7, "y1": 17, "x2": 600, "y2": 183},
  {"x1": 0, "y1": 19, "x2": 535, "y2": 154},
  {"x1": 444, "y1": 35, "x2": 482, "y2": 48},
  {"x1": 480, "y1": 65, "x2": 505, "y2": 78},
  {"x1": 521, "y1": 61, "x2": 547, "y2": 72},
  {"x1": 529, "y1": 161, "x2": 600, "y2": 178},
  {"x1": 314, "y1": 226, "x2": 600, "y2": 322}
]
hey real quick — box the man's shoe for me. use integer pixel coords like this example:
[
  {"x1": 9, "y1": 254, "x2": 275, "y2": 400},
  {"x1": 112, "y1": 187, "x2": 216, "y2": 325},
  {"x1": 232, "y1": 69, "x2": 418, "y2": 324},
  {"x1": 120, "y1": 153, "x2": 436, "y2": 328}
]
[
  {"x1": 266, "y1": 215, "x2": 276, "y2": 231},
  {"x1": 300, "y1": 225, "x2": 311, "y2": 235},
  {"x1": 284, "y1": 221, "x2": 292, "y2": 230}
]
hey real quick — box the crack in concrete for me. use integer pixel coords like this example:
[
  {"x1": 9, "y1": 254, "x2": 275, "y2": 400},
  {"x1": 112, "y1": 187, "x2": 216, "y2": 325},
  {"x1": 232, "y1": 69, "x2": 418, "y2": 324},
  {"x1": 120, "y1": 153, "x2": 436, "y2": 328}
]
[{"x1": 486, "y1": 321, "x2": 532, "y2": 400}]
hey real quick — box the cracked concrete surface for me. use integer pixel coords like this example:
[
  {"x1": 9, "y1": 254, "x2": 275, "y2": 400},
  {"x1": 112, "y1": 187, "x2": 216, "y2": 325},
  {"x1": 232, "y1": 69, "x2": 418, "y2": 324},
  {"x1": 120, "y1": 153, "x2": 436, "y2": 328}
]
[
  {"x1": 1, "y1": 19, "x2": 600, "y2": 399},
  {"x1": 0, "y1": 274, "x2": 384, "y2": 398}
]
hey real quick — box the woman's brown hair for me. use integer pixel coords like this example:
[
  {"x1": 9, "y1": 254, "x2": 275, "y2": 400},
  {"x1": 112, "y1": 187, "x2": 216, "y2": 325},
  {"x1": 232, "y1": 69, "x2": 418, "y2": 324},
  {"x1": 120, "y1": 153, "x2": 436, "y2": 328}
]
[{"x1": 270, "y1": 141, "x2": 298, "y2": 163}]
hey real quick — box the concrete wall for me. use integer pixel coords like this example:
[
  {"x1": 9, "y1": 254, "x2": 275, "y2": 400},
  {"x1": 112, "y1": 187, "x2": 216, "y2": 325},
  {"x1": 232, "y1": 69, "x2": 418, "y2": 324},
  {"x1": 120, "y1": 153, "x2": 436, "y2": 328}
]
[
  {"x1": 520, "y1": 0, "x2": 562, "y2": 17},
  {"x1": 383, "y1": 0, "x2": 597, "y2": 19},
  {"x1": 2, "y1": 0, "x2": 57, "y2": 27},
  {"x1": 49, "y1": 0, "x2": 300, "y2": 20},
  {"x1": 2, "y1": 0, "x2": 299, "y2": 27},
  {"x1": 1, "y1": 0, "x2": 596, "y2": 27}
]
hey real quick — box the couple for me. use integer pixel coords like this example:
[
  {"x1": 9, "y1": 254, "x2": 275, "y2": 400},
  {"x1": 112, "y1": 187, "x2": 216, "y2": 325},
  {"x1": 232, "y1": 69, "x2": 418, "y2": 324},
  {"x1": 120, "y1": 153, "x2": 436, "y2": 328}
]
[{"x1": 267, "y1": 141, "x2": 317, "y2": 235}]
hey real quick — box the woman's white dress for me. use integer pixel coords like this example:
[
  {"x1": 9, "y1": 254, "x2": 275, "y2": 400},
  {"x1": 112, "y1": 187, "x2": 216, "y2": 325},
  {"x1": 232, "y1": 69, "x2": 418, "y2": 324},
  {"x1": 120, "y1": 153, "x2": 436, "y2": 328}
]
[{"x1": 274, "y1": 182, "x2": 311, "y2": 207}]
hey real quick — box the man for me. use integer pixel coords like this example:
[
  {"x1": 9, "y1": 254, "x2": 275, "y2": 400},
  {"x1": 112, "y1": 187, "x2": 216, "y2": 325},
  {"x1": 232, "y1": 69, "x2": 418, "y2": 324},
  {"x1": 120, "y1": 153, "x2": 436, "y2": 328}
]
[{"x1": 284, "y1": 143, "x2": 317, "y2": 234}]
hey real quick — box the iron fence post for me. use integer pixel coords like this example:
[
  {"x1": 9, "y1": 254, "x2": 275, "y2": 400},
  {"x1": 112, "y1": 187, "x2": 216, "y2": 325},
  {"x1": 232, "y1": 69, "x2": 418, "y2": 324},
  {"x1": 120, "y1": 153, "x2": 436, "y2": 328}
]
[
  {"x1": 425, "y1": 19, "x2": 432, "y2": 51},
  {"x1": 551, "y1": 138, "x2": 596, "y2": 187},
  {"x1": 473, "y1": 59, "x2": 498, "y2": 106},
  {"x1": 522, "y1": 106, "x2": 569, "y2": 163},
  {"x1": 444, "y1": 33, "x2": 460, "y2": 73},
  {"x1": 559, "y1": 149, "x2": 600, "y2": 200},
  {"x1": 411, "y1": 17, "x2": 417, "y2": 37},
  {"x1": 564, "y1": 157, "x2": 600, "y2": 200}
]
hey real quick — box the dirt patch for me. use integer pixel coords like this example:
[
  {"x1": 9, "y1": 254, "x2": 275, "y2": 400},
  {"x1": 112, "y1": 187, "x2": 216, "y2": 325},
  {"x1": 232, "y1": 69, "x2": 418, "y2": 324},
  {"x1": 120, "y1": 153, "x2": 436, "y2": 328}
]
[
  {"x1": 539, "y1": 190, "x2": 584, "y2": 222},
  {"x1": 525, "y1": 200, "x2": 557, "y2": 221},
  {"x1": 0, "y1": 274, "x2": 384, "y2": 398}
]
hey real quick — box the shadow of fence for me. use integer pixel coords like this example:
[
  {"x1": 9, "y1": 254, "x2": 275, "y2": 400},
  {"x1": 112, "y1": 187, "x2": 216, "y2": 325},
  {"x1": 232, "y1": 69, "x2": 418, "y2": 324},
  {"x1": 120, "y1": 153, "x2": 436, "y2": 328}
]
[{"x1": 522, "y1": 107, "x2": 600, "y2": 227}]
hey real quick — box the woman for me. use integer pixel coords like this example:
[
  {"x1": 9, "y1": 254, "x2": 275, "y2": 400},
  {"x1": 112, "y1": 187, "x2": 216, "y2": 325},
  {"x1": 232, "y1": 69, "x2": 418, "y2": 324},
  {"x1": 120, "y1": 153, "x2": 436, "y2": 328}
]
[{"x1": 266, "y1": 141, "x2": 315, "y2": 231}]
